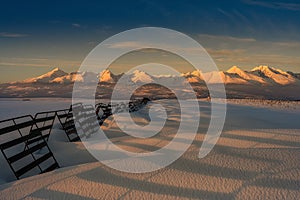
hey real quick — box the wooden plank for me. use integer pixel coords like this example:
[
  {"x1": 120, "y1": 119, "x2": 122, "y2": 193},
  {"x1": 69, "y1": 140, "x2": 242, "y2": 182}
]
[
  {"x1": 66, "y1": 113, "x2": 73, "y2": 118},
  {"x1": 34, "y1": 115, "x2": 55, "y2": 123},
  {"x1": 0, "y1": 120, "x2": 35, "y2": 135},
  {"x1": 7, "y1": 142, "x2": 47, "y2": 163},
  {"x1": 25, "y1": 134, "x2": 48, "y2": 146},
  {"x1": 0, "y1": 131, "x2": 41, "y2": 150},
  {"x1": 63, "y1": 122, "x2": 75, "y2": 130},
  {"x1": 57, "y1": 113, "x2": 68, "y2": 118},
  {"x1": 30, "y1": 125, "x2": 53, "y2": 135},
  {"x1": 15, "y1": 152, "x2": 53, "y2": 178}
]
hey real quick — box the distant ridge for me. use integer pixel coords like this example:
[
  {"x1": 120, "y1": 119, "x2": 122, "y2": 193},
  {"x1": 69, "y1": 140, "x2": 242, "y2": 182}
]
[
  {"x1": 14, "y1": 66, "x2": 300, "y2": 86},
  {"x1": 1, "y1": 66, "x2": 300, "y2": 100},
  {"x1": 23, "y1": 68, "x2": 68, "y2": 83}
]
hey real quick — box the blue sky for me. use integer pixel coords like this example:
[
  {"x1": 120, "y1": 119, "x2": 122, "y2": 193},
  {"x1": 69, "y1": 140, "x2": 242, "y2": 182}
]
[{"x1": 1, "y1": 0, "x2": 300, "y2": 82}]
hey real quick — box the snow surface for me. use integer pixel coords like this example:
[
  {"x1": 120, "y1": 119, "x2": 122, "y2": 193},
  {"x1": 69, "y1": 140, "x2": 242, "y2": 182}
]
[
  {"x1": 0, "y1": 98, "x2": 299, "y2": 199},
  {"x1": 0, "y1": 98, "x2": 72, "y2": 121},
  {"x1": 23, "y1": 68, "x2": 68, "y2": 83}
]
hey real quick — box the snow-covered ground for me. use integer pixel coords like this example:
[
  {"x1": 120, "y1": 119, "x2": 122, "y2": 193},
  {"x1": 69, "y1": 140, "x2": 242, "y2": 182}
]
[
  {"x1": 0, "y1": 98, "x2": 299, "y2": 199},
  {"x1": 201, "y1": 98, "x2": 300, "y2": 112},
  {"x1": 0, "y1": 98, "x2": 72, "y2": 121}
]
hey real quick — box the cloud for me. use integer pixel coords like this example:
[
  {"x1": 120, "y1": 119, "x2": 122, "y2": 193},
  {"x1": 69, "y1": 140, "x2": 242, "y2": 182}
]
[
  {"x1": 270, "y1": 41, "x2": 300, "y2": 48},
  {"x1": 243, "y1": 0, "x2": 300, "y2": 11},
  {"x1": 0, "y1": 62, "x2": 50, "y2": 67},
  {"x1": 207, "y1": 49, "x2": 245, "y2": 56},
  {"x1": 223, "y1": 53, "x2": 300, "y2": 66},
  {"x1": 194, "y1": 33, "x2": 300, "y2": 70},
  {"x1": 197, "y1": 34, "x2": 256, "y2": 43},
  {"x1": 72, "y1": 23, "x2": 81, "y2": 28},
  {"x1": 0, "y1": 32, "x2": 28, "y2": 38},
  {"x1": 106, "y1": 40, "x2": 210, "y2": 55},
  {"x1": 196, "y1": 33, "x2": 300, "y2": 51},
  {"x1": 0, "y1": 57, "x2": 81, "y2": 68},
  {"x1": 101, "y1": 33, "x2": 300, "y2": 71},
  {"x1": 0, "y1": 57, "x2": 49, "y2": 62},
  {"x1": 106, "y1": 41, "x2": 145, "y2": 49}
]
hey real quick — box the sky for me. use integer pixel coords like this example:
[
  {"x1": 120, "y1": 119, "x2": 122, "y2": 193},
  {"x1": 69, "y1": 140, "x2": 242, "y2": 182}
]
[{"x1": 0, "y1": 0, "x2": 300, "y2": 82}]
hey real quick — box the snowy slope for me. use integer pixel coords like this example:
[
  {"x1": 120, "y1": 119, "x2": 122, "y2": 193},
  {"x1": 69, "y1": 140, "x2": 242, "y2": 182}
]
[
  {"x1": 51, "y1": 72, "x2": 83, "y2": 84},
  {"x1": 23, "y1": 68, "x2": 68, "y2": 83},
  {"x1": 203, "y1": 71, "x2": 249, "y2": 84},
  {"x1": 251, "y1": 65, "x2": 298, "y2": 85},
  {"x1": 181, "y1": 70, "x2": 204, "y2": 83},
  {"x1": 227, "y1": 66, "x2": 270, "y2": 85},
  {"x1": 130, "y1": 70, "x2": 154, "y2": 83},
  {"x1": 99, "y1": 69, "x2": 116, "y2": 83}
]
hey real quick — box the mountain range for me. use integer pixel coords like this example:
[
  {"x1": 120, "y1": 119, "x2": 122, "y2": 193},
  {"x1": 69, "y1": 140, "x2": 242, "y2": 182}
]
[
  {"x1": 1, "y1": 65, "x2": 299, "y2": 100},
  {"x1": 15, "y1": 66, "x2": 300, "y2": 86}
]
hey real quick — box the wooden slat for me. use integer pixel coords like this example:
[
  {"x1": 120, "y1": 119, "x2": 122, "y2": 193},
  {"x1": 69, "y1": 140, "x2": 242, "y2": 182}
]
[
  {"x1": 38, "y1": 124, "x2": 53, "y2": 131},
  {"x1": 34, "y1": 115, "x2": 55, "y2": 123},
  {"x1": 26, "y1": 134, "x2": 48, "y2": 146},
  {"x1": 65, "y1": 117, "x2": 74, "y2": 123},
  {"x1": 0, "y1": 131, "x2": 41, "y2": 150},
  {"x1": 55, "y1": 109, "x2": 69, "y2": 112},
  {"x1": 30, "y1": 125, "x2": 53, "y2": 135},
  {"x1": 64, "y1": 125, "x2": 75, "y2": 132},
  {"x1": 57, "y1": 113, "x2": 68, "y2": 118},
  {"x1": 7, "y1": 142, "x2": 47, "y2": 163},
  {"x1": 0, "y1": 120, "x2": 35, "y2": 135},
  {"x1": 0, "y1": 115, "x2": 33, "y2": 123},
  {"x1": 66, "y1": 113, "x2": 73, "y2": 118},
  {"x1": 15, "y1": 152, "x2": 53, "y2": 178},
  {"x1": 64, "y1": 120, "x2": 75, "y2": 127},
  {"x1": 65, "y1": 125, "x2": 75, "y2": 130}
]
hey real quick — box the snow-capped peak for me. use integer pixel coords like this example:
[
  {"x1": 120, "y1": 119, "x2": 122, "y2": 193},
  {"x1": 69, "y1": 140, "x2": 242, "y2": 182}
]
[
  {"x1": 23, "y1": 67, "x2": 68, "y2": 83},
  {"x1": 181, "y1": 69, "x2": 202, "y2": 77},
  {"x1": 99, "y1": 69, "x2": 115, "y2": 83},
  {"x1": 51, "y1": 67, "x2": 60, "y2": 72},
  {"x1": 226, "y1": 66, "x2": 271, "y2": 85},
  {"x1": 251, "y1": 65, "x2": 277, "y2": 74},
  {"x1": 181, "y1": 70, "x2": 203, "y2": 83},
  {"x1": 251, "y1": 65, "x2": 297, "y2": 85},
  {"x1": 131, "y1": 70, "x2": 153, "y2": 83},
  {"x1": 191, "y1": 70, "x2": 203, "y2": 78},
  {"x1": 227, "y1": 66, "x2": 244, "y2": 74},
  {"x1": 40, "y1": 67, "x2": 67, "y2": 77},
  {"x1": 51, "y1": 72, "x2": 83, "y2": 84}
]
